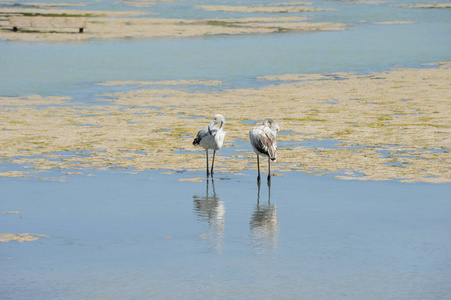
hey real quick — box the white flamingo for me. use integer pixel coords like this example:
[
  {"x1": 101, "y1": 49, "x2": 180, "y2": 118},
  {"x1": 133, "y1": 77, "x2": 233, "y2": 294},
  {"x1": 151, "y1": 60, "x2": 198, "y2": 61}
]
[
  {"x1": 249, "y1": 118, "x2": 279, "y2": 182},
  {"x1": 193, "y1": 114, "x2": 226, "y2": 177}
]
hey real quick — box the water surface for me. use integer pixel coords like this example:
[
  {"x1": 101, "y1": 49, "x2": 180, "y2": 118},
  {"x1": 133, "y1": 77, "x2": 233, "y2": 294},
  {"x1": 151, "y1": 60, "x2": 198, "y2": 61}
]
[
  {"x1": 1, "y1": 0, "x2": 450, "y2": 98},
  {"x1": 2, "y1": 171, "x2": 450, "y2": 299}
]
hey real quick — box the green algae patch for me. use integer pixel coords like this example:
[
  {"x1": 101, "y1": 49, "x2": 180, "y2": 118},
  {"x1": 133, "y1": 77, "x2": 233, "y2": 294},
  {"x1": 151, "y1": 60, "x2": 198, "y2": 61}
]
[{"x1": 0, "y1": 63, "x2": 450, "y2": 182}]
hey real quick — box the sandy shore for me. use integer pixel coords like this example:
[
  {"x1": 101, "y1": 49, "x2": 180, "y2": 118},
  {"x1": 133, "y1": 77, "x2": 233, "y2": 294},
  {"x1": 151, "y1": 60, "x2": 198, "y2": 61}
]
[
  {"x1": 0, "y1": 6, "x2": 348, "y2": 42},
  {"x1": 1, "y1": 63, "x2": 450, "y2": 182},
  {"x1": 3, "y1": 1, "x2": 438, "y2": 42}
]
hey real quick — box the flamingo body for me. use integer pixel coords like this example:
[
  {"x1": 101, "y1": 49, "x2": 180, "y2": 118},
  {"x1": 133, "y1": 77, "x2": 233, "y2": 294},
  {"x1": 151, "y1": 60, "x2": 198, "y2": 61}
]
[
  {"x1": 193, "y1": 114, "x2": 226, "y2": 176},
  {"x1": 249, "y1": 118, "x2": 279, "y2": 182}
]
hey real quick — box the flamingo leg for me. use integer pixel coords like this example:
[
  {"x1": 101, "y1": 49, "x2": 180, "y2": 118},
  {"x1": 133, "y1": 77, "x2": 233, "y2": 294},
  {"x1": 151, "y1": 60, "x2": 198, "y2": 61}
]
[
  {"x1": 267, "y1": 157, "x2": 271, "y2": 182},
  {"x1": 257, "y1": 155, "x2": 261, "y2": 183},
  {"x1": 267, "y1": 178, "x2": 271, "y2": 201},
  {"x1": 206, "y1": 149, "x2": 210, "y2": 177},
  {"x1": 256, "y1": 177, "x2": 261, "y2": 203},
  {"x1": 211, "y1": 150, "x2": 216, "y2": 176}
]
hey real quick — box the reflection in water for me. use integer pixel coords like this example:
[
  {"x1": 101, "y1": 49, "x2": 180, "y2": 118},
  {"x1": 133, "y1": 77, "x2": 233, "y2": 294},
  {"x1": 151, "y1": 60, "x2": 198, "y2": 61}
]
[
  {"x1": 193, "y1": 178, "x2": 225, "y2": 253},
  {"x1": 250, "y1": 181, "x2": 279, "y2": 251}
]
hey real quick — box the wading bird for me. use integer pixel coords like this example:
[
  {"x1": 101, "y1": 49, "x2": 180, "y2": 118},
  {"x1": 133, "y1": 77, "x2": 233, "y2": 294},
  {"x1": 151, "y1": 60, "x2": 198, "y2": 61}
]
[
  {"x1": 193, "y1": 114, "x2": 226, "y2": 177},
  {"x1": 249, "y1": 118, "x2": 279, "y2": 182}
]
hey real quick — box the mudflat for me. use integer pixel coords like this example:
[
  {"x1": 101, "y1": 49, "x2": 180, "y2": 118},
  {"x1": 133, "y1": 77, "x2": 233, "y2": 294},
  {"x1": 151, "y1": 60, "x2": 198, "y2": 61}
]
[{"x1": 1, "y1": 63, "x2": 449, "y2": 182}]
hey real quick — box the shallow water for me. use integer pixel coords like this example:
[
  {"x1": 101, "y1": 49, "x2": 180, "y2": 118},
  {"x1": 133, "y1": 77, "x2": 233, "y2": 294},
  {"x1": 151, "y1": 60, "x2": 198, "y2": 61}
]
[
  {"x1": 1, "y1": 1, "x2": 450, "y2": 98},
  {"x1": 2, "y1": 171, "x2": 451, "y2": 300},
  {"x1": 1, "y1": 0, "x2": 451, "y2": 299}
]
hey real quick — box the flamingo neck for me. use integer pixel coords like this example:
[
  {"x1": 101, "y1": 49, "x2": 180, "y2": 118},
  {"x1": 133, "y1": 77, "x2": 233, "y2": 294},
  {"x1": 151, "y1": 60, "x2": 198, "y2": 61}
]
[{"x1": 217, "y1": 121, "x2": 224, "y2": 132}]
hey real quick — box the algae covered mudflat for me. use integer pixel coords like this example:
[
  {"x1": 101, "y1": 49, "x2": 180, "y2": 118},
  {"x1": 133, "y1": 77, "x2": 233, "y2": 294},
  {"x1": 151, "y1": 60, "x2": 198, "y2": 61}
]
[
  {"x1": 1, "y1": 63, "x2": 450, "y2": 182},
  {"x1": 0, "y1": 233, "x2": 49, "y2": 242}
]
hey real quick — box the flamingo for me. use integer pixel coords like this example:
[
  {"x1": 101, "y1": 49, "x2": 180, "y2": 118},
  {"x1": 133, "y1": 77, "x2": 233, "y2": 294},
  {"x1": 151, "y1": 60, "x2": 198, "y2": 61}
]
[
  {"x1": 193, "y1": 114, "x2": 226, "y2": 177},
  {"x1": 249, "y1": 118, "x2": 279, "y2": 182}
]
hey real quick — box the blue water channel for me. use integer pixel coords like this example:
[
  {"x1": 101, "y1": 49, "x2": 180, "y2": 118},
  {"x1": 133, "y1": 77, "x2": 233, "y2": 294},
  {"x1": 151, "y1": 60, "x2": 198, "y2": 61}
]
[{"x1": 1, "y1": 0, "x2": 450, "y2": 99}]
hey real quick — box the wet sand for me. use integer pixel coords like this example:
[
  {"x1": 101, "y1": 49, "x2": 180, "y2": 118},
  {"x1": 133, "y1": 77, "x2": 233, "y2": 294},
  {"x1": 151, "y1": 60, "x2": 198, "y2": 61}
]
[{"x1": 1, "y1": 63, "x2": 450, "y2": 182}]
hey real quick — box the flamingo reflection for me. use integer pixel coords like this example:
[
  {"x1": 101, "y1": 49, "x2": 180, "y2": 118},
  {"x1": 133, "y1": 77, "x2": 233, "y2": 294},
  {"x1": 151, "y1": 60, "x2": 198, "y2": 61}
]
[
  {"x1": 193, "y1": 178, "x2": 225, "y2": 253},
  {"x1": 250, "y1": 180, "x2": 279, "y2": 250}
]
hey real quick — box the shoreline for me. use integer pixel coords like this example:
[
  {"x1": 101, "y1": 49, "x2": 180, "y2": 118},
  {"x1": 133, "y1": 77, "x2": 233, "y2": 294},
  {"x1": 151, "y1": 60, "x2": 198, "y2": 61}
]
[{"x1": 0, "y1": 6, "x2": 349, "y2": 42}]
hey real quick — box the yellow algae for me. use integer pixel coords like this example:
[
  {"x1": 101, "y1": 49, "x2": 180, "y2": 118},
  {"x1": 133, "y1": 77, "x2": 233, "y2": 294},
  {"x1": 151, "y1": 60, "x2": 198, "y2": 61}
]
[
  {"x1": 0, "y1": 7, "x2": 148, "y2": 17},
  {"x1": 1, "y1": 211, "x2": 21, "y2": 214},
  {"x1": 258, "y1": 73, "x2": 347, "y2": 81},
  {"x1": 0, "y1": 171, "x2": 30, "y2": 178},
  {"x1": 372, "y1": 21, "x2": 418, "y2": 25},
  {"x1": 0, "y1": 233, "x2": 50, "y2": 242},
  {"x1": 37, "y1": 177, "x2": 68, "y2": 182},
  {"x1": 204, "y1": 16, "x2": 309, "y2": 23},
  {"x1": 330, "y1": 0, "x2": 385, "y2": 3},
  {"x1": 273, "y1": 2, "x2": 313, "y2": 6},
  {"x1": 19, "y1": 3, "x2": 87, "y2": 8},
  {"x1": 179, "y1": 177, "x2": 204, "y2": 182},
  {"x1": 195, "y1": 5, "x2": 335, "y2": 13},
  {"x1": 399, "y1": 4, "x2": 451, "y2": 9},
  {"x1": 121, "y1": 0, "x2": 182, "y2": 7},
  {"x1": 65, "y1": 172, "x2": 83, "y2": 175},
  {"x1": 0, "y1": 2, "x2": 86, "y2": 8},
  {"x1": 239, "y1": 21, "x2": 348, "y2": 32},
  {"x1": 97, "y1": 79, "x2": 225, "y2": 87},
  {"x1": 0, "y1": 63, "x2": 450, "y2": 182},
  {"x1": 0, "y1": 95, "x2": 73, "y2": 106}
]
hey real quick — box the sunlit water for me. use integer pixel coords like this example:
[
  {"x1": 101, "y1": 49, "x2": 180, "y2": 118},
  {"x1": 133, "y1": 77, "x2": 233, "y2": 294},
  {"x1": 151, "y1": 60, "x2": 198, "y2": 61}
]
[
  {"x1": 2, "y1": 171, "x2": 451, "y2": 299},
  {"x1": 1, "y1": 0, "x2": 450, "y2": 98},
  {"x1": 1, "y1": 0, "x2": 451, "y2": 299}
]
